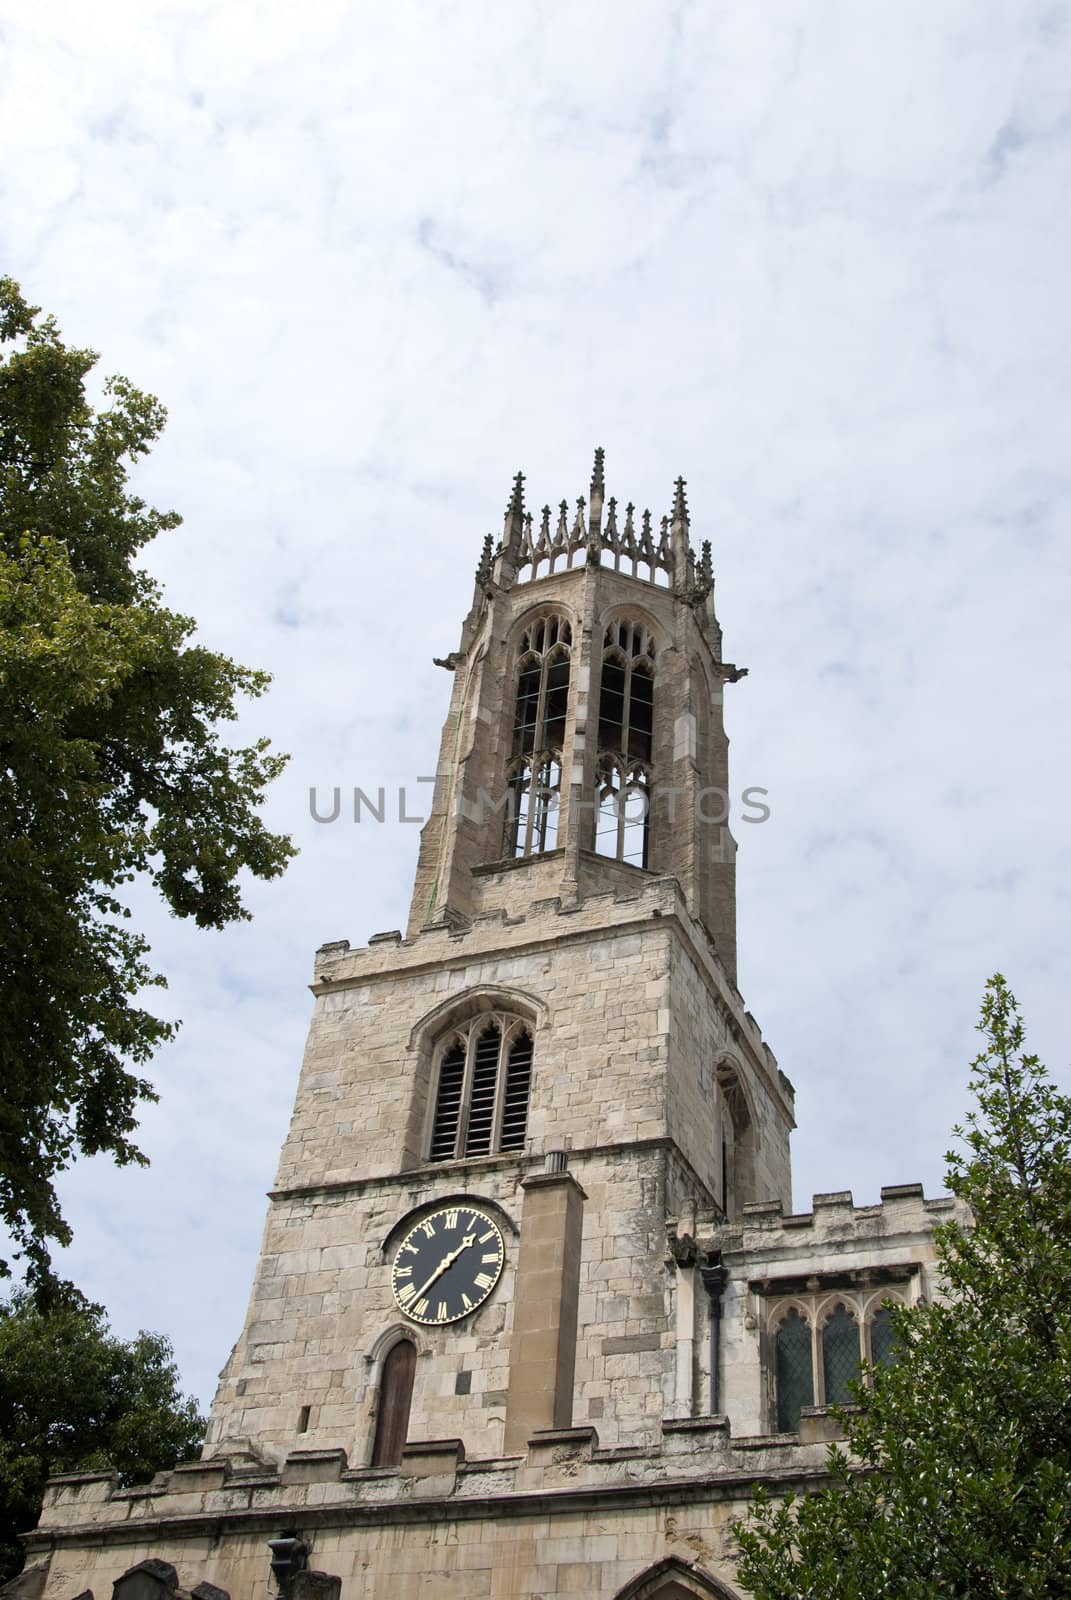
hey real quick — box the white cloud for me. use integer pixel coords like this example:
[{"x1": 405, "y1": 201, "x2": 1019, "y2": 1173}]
[{"x1": 1, "y1": 0, "x2": 1069, "y2": 1408}]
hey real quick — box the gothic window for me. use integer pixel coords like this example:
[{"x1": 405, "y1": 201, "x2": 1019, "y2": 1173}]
[
  {"x1": 428, "y1": 1016, "x2": 533, "y2": 1161},
  {"x1": 869, "y1": 1304, "x2": 900, "y2": 1368},
  {"x1": 595, "y1": 617, "x2": 656, "y2": 866},
  {"x1": 775, "y1": 1307, "x2": 814, "y2": 1431},
  {"x1": 595, "y1": 761, "x2": 651, "y2": 867},
  {"x1": 821, "y1": 1303, "x2": 861, "y2": 1405},
  {"x1": 507, "y1": 614, "x2": 571, "y2": 857},
  {"x1": 770, "y1": 1290, "x2": 908, "y2": 1430},
  {"x1": 370, "y1": 1338, "x2": 416, "y2": 1467},
  {"x1": 715, "y1": 1059, "x2": 755, "y2": 1220}
]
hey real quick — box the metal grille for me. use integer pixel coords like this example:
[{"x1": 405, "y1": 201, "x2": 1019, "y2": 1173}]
[
  {"x1": 870, "y1": 1305, "x2": 900, "y2": 1369},
  {"x1": 463, "y1": 1025, "x2": 501, "y2": 1156},
  {"x1": 429, "y1": 1042, "x2": 465, "y2": 1161},
  {"x1": 822, "y1": 1304, "x2": 861, "y2": 1404},
  {"x1": 776, "y1": 1308, "x2": 813, "y2": 1432},
  {"x1": 500, "y1": 1031, "x2": 533, "y2": 1150}
]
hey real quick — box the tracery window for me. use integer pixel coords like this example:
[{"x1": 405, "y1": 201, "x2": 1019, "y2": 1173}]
[
  {"x1": 770, "y1": 1291, "x2": 907, "y2": 1432},
  {"x1": 595, "y1": 618, "x2": 655, "y2": 867},
  {"x1": 868, "y1": 1304, "x2": 900, "y2": 1367},
  {"x1": 506, "y1": 614, "x2": 571, "y2": 857},
  {"x1": 775, "y1": 1307, "x2": 814, "y2": 1431},
  {"x1": 428, "y1": 1015, "x2": 533, "y2": 1161},
  {"x1": 821, "y1": 1303, "x2": 861, "y2": 1405}
]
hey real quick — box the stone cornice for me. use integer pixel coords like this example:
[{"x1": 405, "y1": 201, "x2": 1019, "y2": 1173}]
[{"x1": 24, "y1": 1462, "x2": 835, "y2": 1553}]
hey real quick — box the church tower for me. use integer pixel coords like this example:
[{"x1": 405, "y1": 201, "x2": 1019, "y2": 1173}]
[
  {"x1": 29, "y1": 453, "x2": 952, "y2": 1600},
  {"x1": 202, "y1": 448, "x2": 795, "y2": 1468}
]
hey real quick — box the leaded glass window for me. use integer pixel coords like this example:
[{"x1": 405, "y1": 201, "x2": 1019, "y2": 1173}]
[
  {"x1": 870, "y1": 1305, "x2": 900, "y2": 1368},
  {"x1": 506, "y1": 615, "x2": 571, "y2": 857},
  {"x1": 775, "y1": 1307, "x2": 814, "y2": 1432},
  {"x1": 822, "y1": 1303, "x2": 861, "y2": 1404},
  {"x1": 428, "y1": 1016, "x2": 534, "y2": 1161}
]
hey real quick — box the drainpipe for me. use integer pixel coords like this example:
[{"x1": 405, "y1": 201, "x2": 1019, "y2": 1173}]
[{"x1": 700, "y1": 1256, "x2": 729, "y2": 1414}]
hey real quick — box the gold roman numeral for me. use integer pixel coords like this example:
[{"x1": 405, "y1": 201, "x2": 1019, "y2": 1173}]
[
  {"x1": 420, "y1": 1220, "x2": 436, "y2": 1239},
  {"x1": 445, "y1": 1210, "x2": 459, "y2": 1229},
  {"x1": 436, "y1": 1302, "x2": 448, "y2": 1322},
  {"x1": 474, "y1": 1272, "x2": 493, "y2": 1290},
  {"x1": 398, "y1": 1283, "x2": 416, "y2": 1302},
  {"x1": 414, "y1": 1298, "x2": 429, "y2": 1317}
]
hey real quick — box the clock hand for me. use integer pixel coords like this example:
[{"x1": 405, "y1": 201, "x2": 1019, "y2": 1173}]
[{"x1": 409, "y1": 1234, "x2": 478, "y2": 1303}]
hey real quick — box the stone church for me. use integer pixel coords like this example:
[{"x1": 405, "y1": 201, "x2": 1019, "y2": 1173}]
[{"x1": 24, "y1": 452, "x2": 952, "y2": 1600}]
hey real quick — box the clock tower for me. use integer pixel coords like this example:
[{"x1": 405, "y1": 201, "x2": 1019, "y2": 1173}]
[
  {"x1": 29, "y1": 452, "x2": 952, "y2": 1600},
  {"x1": 201, "y1": 447, "x2": 794, "y2": 1470}
]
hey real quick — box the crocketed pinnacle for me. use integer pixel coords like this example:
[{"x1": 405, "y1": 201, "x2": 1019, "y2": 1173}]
[
  {"x1": 502, "y1": 469, "x2": 527, "y2": 554},
  {"x1": 672, "y1": 475, "x2": 689, "y2": 529},
  {"x1": 475, "y1": 532, "x2": 494, "y2": 584}
]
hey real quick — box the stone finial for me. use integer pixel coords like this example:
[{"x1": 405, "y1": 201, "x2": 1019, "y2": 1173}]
[
  {"x1": 691, "y1": 538, "x2": 713, "y2": 603},
  {"x1": 588, "y1": 447, "x2": 605, "y2": 540},
  {"x1": 475, "y1": 531, "x2": 494, "y2": 585},
  {"x1": 672, "y1": 475, "x2": 689, "y2": 529},
  {"x1": 669, "y1": 476, "x2": 691, "y2": 586},
  {"x1": 502, "y1": 470, "x2": 526, "y2": 556}
]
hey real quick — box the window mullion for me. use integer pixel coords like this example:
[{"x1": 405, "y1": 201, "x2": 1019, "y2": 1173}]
[
  {"x1": 526, "y1": 658, "x2": 551, "y2": 855},
  {"x1": 620, "y1": 660, "x2": 633, "y2": 759},
  {"x1": 812, "y1": 1309, "x2": 824, "y2": 1406},
  {"x1": 456, "y1": 1024, "x2": 477, "y2": 1157},
  {"x1": 489, "y1": 1021, "x2": 509, "y2": 1152}
]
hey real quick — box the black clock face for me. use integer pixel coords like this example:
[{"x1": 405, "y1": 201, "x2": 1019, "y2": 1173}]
[{"x1": 391, "y1": 1205, "x2": 505, "y2": 1326}]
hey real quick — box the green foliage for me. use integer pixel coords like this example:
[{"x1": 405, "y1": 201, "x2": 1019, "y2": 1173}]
[
  {"x1": 733, "y1": 975, "x2": 1071, "y2": 1599},
  {"x1": 0, "y1": 278, "x2": 295, "y2": 1282},
  {"x1": 0, "y1": 1287, "x2": 204, "y2": 1580}
]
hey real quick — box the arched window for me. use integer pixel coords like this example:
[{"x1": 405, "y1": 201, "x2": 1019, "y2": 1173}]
[
  {"x1": 428, "y1": 1016, "x2": 533, "y2": 1161},
  {"x1": 822, "y1": 1303, "x2": 861, "y2": 1404},
  {"x1": 596, "y1": 618, "x2": 655, "y2": 865},
  {"x1": 594, "y1": 761, "x2": 651, "y2": 867},
  {"x1": 715, "y1": 1059, "x2": 756, "y2": 1220},
  {"x1": 370, "y1": 1338, "x2": 416, "y2": 1467},
  {"x1": 775, "y1": 1306, "x2": 814, "y2": 1431},
  {"x1": 869, "y1": 1304, "x2": 900, "y2": 1368},
  {"x1": 506, "y1": 614, "x2": 571, "y2": 857}
]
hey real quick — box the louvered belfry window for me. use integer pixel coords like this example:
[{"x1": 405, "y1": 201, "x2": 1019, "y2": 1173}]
[
  {"x1": 595, "y1": 617, "x2": 655, "y2": 867},
  {"x1": 428, "y1": 1016, "x2": 534, "y2": 1161},
  {"x1": 506, "y1": 614, "x2": 571, "y2": 857}
]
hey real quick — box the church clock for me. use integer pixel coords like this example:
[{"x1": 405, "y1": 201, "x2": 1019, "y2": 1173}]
[{"x1": 390, "y1": 1204, "x2": 505, "y2": 1326}]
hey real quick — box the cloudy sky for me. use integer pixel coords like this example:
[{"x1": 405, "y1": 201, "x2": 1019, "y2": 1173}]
[{"x1": 2, "y1": 0, "x2": 1069, "y2": 1411}]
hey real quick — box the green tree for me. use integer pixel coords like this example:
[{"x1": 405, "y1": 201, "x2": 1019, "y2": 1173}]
[
  {"x1": 0, "y1": 1287, "x2": 204, "y2": 1580},
  {"x1": 0, "y1": 279, "x2": 295, "y2": 1283},
  {"x1": 733, "y1": 974, "x2": 1071, "y2": 1599}
]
